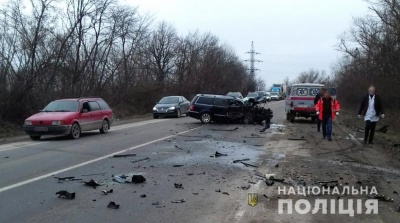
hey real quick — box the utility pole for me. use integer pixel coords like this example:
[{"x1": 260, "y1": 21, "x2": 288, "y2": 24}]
[{"x1": 244, "y1": 41, "x2": 263, "y2": 77}]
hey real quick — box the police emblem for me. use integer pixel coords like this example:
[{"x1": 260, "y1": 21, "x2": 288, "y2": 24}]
[{"x1": 248, "y1": 193, "x2": 258, "y2": 207}]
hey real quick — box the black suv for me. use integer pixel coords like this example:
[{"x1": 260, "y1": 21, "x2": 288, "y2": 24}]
[{"x1": 188, "y1": 94, "x2": 243, "y2": 124}]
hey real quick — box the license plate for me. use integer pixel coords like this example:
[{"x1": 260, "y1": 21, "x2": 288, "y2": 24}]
[
  {"x1": 34, "y1": 127, "x2": 48, "y2": 132},
  {"x1": 297, "y1": 104, "x2": 308, "y2": 108}
]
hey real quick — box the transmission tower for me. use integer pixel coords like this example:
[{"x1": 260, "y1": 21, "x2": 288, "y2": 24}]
[{"x1": 244, "y1": 41, "x2": 263, "y2": 76}]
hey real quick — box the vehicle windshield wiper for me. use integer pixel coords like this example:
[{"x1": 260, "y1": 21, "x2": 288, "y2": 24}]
[
  {"x1": 40, "y1": 110, "x2": 54, "y2": 112},
  {"x1": 54, "y1": 110, "x2": 70, "y2": 112}
]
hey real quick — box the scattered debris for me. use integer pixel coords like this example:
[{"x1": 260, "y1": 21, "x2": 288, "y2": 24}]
[
  {"x1": 316, "y1": 180, "x2": 338, "y2": 184},
  {"x1": 171, "y1": 199, "x2": 186, "y2": 203},
  {"x1": 55, "y1": 176, "x2": 82, "y2": 182},
  {"x1": 240, "y1": 162, "x2": 258, "y2": 168},
  {"x1": 215, "y1": 189, "x2": 221, "y2": 193},
  {"x1": 55, "y1": 190, "x2": 76, "y2": 200},
  {"x1": 174, "y1": 183, "x2": 184, "y2": 189},
  {"x1": 113, "y1": 154, "x2": 136, "y2": 158},
  {"x1": 192, "y1": 193, "x2": 199, "y2": 195},
  {"x1": 112, "y1": 175, "x2": 127, "y2": 184},
  {"x1": 233, "y1": 158, "x2": 250, "y2": 163},
  {"x1": 140, "y1": 194, "x2": 146, "y2": 198},
  {"x1": 184, "y1": 139, "x2": 202, "y2": 142},
  {"x1": 222, "y1": 192, "x2": 229, "y2": 195},
  {"x1": 152, "y1": 201, "x2": 160, "y2": 205},
  {"x1": 288, "y1": 137, "x2": 307, "y2": 141},
  {"x1": 275, "y1": 163, "x2": 279, "y2": 168},
  {"x1": 84, "y1": 179, "x2": 101, "y2": 189},
  {"x1": 215, "y1": 151, "x2": 227, "y2": 157},
  {"x1": 5, "y1": 156, "x2": 9, "y2": 159},
  {"x1": 263, "y1": 194, "x2": 268, "y2": 199},
  {"x1": 393, "y1": 191, "x2": 398, "y2": 194},
  {"x1": 81, "y1": 172, "x2": 106, "y2": 177},
  {"x1": 393, "y1": 144, "x2": 400, "y2": 148},
  {"x1": 107, "y1": 201, "x2": 120, "y2": 209},
  {"x1": 131, "y1": 175, "x2": 146, "y2": 184},
  {"x1": 102, "y1": 189, "x2": 114, "y2": 195},
  {"x1": 376, "y1": 125, "x2": 389, "y2": 133},
  {"x1": 131, "y1": 157, "x2": 150, "y2": 163},
  {"x1": 210, "y1": 127, "x2": 239, "y2": 131},
  {"x1": 270, "y1": 176, "x2": 284, "y2": 182},
  {"x1": 265, "y1": 180, "x2": 274, "y2": 186},
  {"x1": 241, "y1": 185, "x2": 251, "y2": 190},
  {"x1": 259, "y1": 126, "x2": 270, "y2": 133},
  {"x1": 173, "y1": 164, "x2": 185, "y2": 167}
]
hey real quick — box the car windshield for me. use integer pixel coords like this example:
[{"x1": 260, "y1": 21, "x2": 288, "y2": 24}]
[
  {"x1": 42, "y1": 100, "x2": 79, "y2": 112},
  {"x1": 159, "y1": 97, "x2": 179, "y2": 104},
  {"x1": 247, "y1": 93, "x2": 258, "y2": 97}
]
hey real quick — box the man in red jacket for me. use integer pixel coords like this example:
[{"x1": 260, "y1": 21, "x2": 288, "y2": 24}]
[{"x1": 315, "y1": 91, "x2": 340, "y2": 141}]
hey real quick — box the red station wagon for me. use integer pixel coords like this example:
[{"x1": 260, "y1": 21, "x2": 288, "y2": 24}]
[{"x1": 23, "y1": 98, "x2": 113, "y2": 140}]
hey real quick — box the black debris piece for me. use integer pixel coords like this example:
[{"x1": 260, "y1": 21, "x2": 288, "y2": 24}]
[
  {"x1": 356, "y1": 180, "x2": 362, "y2": 184},
  {"x1": 263, "y1": 194, "x2": 268, "y2": 199},
  {"x1": 171, "y1": 199, "x2": 186, "y2": 203},
  {"x1": 215, "y1": 189, "x2": 221, "y2": 193},
  {"x1": 84, "y1": 179, "x2": 101, "y2": 189},
  {"x1": 140, "y1": 194, "x2": 146, "y2": 198},
  {"x1": 270, "y1": 176, "x2": 284, "y2": 182},
  {"x1": 131, "y1": 175, "x2": 146, "y2": 184},
  {"x1": 113, "y1": 154, "x2": 136, "y2": 158},
  {"x1": 393, "y1": 143, "x2": 400, "y2": 147},
  {"x1": 192, "y1": 193, "x2": 199, "y2": 195},
  {"x1": 241, "y1": 185, "x2": 251, "y2": 190},
  {"x1": 316, "y1": 180, "x2": 338, "y2": 184},
  {"x1": 184, "y1": 139, "x2": 203, "y2": 142},
  {"x1": 55, "y1": 176, "x2": 81, "y2": 182},
  {"x1": 376, "y1": 125, "x2": 389, "y2": 133},
  {"x1": 131, "y1": 157, "x2": 150, "y2": 163},
  {"x1": 107, "y1": 201, "x2": 120, "y2": 209},
  {"x1": 397, "y1": 203, "x2": 400, "y2": 212},
  {"x1": 173, "y1": 164, "x2": 184, "y2": 167},
  {"x1": 288, "y1": 138, "x2": 307, "y2": 141},
  {"x1": 233, "y1": 158, "x2": 250, "y2": 163},
  {"x1": 102, "y1": 189, "x2": 114, "y2": 195},
  {"x1": 152, "y1": 201, "x2": 160, "y2": 205},
  {"x1": 174, "y1": 183, "x2": 184, "y2": 189},
  {"x1": 275, "y1": 163, "x2": 279, "y2": 168},
  {"x1": 215, "y1": 151, "x2": 228, "y2": 157},
  {"x1": 222, "y1": 192, "x2": 229, "y2": 195},
  {"x1": 5, "y1": 156, "x2": 9, "y2": 159},
  {"x1": 81, "y1": 172, "x2": 106, "y2": 177},
  {"x1": 393, "y1": 191, "x2": 398, "y2": 194},
  {"x1": 210, "y1": 127, "x2": 239, "y2": 131},
  {"x1": 240, "y1": 162, "x2": 258, "y2": 168},
  {"x1": 259, "y1": 126, "x2": 270, "y2": 133},
  {"x1": 265, "y1": 180, "x2": 274, "y2": 186},
  {"x1": 55, "y1": 190, "x2": 76, "y2": 200}
]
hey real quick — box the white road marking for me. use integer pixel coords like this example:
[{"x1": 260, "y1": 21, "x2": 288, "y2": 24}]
[
  {"x1": 0, "y1": 119, "x2": 167, "y2": 153},
  {"x1": 0, "y1": 126, "x2": 203, "y2": 193}
]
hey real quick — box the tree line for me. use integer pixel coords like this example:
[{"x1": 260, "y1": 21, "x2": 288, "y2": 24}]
[{"x1": 0, "y1": 0, "x2": 259, "y2": 123}]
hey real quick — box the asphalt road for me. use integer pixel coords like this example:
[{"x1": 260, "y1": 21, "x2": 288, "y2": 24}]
[{"x1": 1, "y1": 100, "x2": 399, "y2": 223}]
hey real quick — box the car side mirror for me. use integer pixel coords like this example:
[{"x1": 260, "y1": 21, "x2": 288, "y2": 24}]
[{"x1": 81, "y1": 109, "x2": 88, "y2": 113}]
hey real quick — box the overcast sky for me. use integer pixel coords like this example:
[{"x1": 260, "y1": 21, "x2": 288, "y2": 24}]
[{"x1": 124, "y1": 0, "x2": 370, "y2": 86}]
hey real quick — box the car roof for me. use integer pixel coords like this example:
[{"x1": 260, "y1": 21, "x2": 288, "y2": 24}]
[
  {"x1": 196, "y1": 94, "x2": 236, "y2": 99},
  {"x1": 54, "y1": 98, "x2": 104, "y2": 102},
  {"x1": 161, "y1": 96, "x2": 182, "y2": 98},
  {"x1": 291, "y1": 83, "x2": 325, "y2": 87}
]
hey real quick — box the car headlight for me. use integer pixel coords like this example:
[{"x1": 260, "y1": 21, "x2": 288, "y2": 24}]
[
  {"x1": 168, "y1": 106, "x2": 175, "y2": 110},
  {"x1": 25, "y1": 120, "x2": 32, "y2": 125},
  {"x1": 51, "y1": 120, "x2": 64, "y2": 125},
  {"x1": 153, "y1": 107, "x2": 157, "y2": 111}
]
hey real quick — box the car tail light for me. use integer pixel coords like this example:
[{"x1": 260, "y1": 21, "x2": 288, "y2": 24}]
[{"x1": 189, "y1": 105, "x2": 194, "y2": 111}]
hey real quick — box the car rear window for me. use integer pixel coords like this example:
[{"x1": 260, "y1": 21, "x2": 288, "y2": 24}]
[
  {"x1": 196, "y1": 97, "x2": 213, "y2": 105},
  {"x1": 296, "y1": 88, "x2": 309, "y2": 96},
  {"x1": 96, "y1": 100, "x2": 110, "y2": 110}
]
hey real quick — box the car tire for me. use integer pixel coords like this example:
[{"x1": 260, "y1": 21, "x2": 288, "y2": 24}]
[
  {"x1": 286, "y1": 113, "x2": 290, "y2": 121},
  {"x1": 30, "y1": 135, "x2": 41, "y2": 140},
  {"x1": 289, "y1": 117, "x2": 295, "y2": 123},
  {"x1": 176, "y1": 109, "x2": 181, "y2": 118},
  {"x1": 311, "y1": 117, "x2": 317, "y2": 122},
  {"x1": 153, "y1": 115, "x2": 159, "y2": 119},
  {"x1": 99, "y1": 119, "x2": 109, "y2": 134},
  {"x1": 70, "y1": 123, "x2": 81, "y2": 139},
  {"x1": 200, "y1": 113, "x2": 212, "y2": 124},
  {"x1": 243, "y1": 114, "x2": 253, "y2": 124}
]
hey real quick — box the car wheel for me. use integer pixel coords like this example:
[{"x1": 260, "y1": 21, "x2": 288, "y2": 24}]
[
  {"x1": 286, "y1": 113, "x2": 290, "y2": 121},
  {"x1": 176, "y1": 109, "x2": 181, "y2": 118},
  {"x1": 70, "y1": 123, "x2": 81, "y2": 139},
  {"x1": 243, "y1": 114, "x2": 253, "y2": 124},
  {"x1": 311, "y1": 117, "x2": 317, "y2": 122},
  {"x1": 30, "y1": 135, "x2": 41, "y2": 140},
  {"x1": 153, "y1": 115, "x2": 159, "y2": 119},
  {"x1": 99, "y1": 119, "x2": 109, "y2": 134},
  {"x1": 200, "y1": 113, "x2": 212, "y2": 124},
  {"x1": 290, "y1": 117, "x2": 295, "y2": 123}
]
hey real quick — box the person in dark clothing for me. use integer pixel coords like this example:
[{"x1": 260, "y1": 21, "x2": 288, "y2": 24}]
[
  {"x1": 314, "y1": 88, "x2": 326, "y2": 132},
  {"x1": 358, "y1": 86, "x2": 385, "y2": 144},
  {"x1": 316, "y1": 91, "x2": 340, "y2": 140}
]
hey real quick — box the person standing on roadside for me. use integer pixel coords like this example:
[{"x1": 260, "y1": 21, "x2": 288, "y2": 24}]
[
  {"x1": 358, "y1": 85, "x2": 385, "y2": 144},
  {"x1": 314, "y1": 87, "x2": 326, "y2": 132},
  {"x1": 315, "y1": 91, "x2": 340, "y2": 141}
]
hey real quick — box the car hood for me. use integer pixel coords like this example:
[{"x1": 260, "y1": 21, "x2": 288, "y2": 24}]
[
  {"x1": 155, "y1": 103, "x2": 178, "y2": 108},
  {"x1": 27, "y1": 112, "x2": 77, "y2": 121}
]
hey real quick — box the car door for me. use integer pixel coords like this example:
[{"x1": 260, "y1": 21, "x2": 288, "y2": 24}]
[
  {"x1": 181, "y1": 97, "x2": 190, "y2": 113},
  {"x1": 88, "y1": 101, "x2": 102, "y2": 130},
  {"x1": 212, "y1": 98, "x2": 229, "y2": 120},
  {"x1": 79, "y1": 101, "x2": 93, "y2": 131}
]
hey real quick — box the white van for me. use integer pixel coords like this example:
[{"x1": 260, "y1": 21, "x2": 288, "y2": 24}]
[{"x1": 285, "y1": 83, "x2": 336, "y2": 122}]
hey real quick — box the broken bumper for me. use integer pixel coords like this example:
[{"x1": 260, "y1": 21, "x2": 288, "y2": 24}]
[{"x1": 23, "y1": 125, "x2": 72, "y2": 136}]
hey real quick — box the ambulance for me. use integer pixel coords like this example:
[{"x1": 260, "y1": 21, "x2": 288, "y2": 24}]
[{"x1": 285, "y1": 83, "x2": 336, "y2": 122}]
